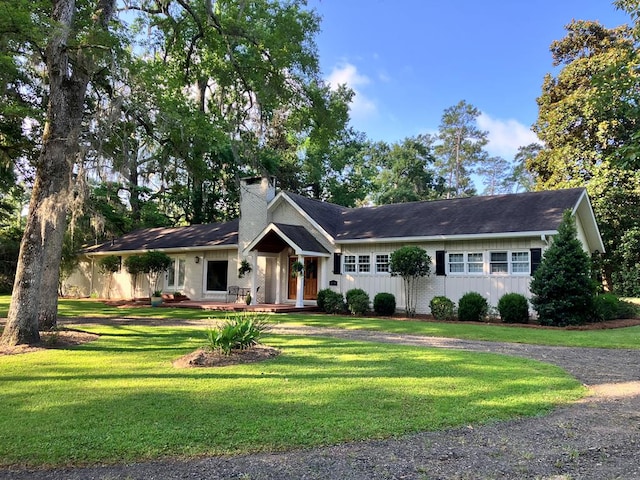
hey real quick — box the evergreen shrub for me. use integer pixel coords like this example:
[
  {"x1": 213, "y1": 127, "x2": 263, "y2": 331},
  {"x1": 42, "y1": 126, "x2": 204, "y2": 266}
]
[
  {"x1": 346, "y1": 288, "x2": 370, "y2": 315},
  {"x1": 457, "y1": 292, "x2": 488, "y2": 322},
  {"x1": 497, "y1": 293, "x2": 529, "y2": 324},
  {"x1": 373, "y1": 292, "x2": 396, "y2": 316},
  {"x1": 429, "y1": 296, "x2": 456, "y2": 321}
]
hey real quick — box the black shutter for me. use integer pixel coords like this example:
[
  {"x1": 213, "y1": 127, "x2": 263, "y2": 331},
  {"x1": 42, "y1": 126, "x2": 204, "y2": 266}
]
[
  {"x1": 435, "y1": 250, "x2": 446, "y2": 276},
  {"x1": 333, "y1": 253, "x2": 342, "y2": 274},
  {"x1": 530, "y1": 248, "x2": 542, "y2": 275}
]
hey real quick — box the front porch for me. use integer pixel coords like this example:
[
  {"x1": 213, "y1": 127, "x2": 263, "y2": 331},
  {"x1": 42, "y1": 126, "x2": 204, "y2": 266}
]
[{"x1": 162, "y1": 300, "x2": 319, "y2": 313}]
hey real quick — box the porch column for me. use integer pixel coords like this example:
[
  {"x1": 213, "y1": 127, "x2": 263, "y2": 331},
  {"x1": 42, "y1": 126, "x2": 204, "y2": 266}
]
[
  {"x1": 250, "y1": 253, "x2": 258, "y2": 305},
  {"x1": 275, "y1": 255, "x2": 282, "y2": 304},
  {"x1": 295, "y1": 254, "x2": 304, "y2": 308}
]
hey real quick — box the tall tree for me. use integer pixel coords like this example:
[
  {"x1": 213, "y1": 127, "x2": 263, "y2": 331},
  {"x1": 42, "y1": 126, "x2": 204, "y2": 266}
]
[
  {"x1": 530, "y1": 19, "x2": 640, "y2": 289},
  {"x1": 1, "y1": 0, "x2": 117, "y2": 345},
  {"x1": 435, "y1": 100, "x2": 488, "y2": 198},
  {"x1": 475, "y1": 155, "x2": 511, "y2": 195}
]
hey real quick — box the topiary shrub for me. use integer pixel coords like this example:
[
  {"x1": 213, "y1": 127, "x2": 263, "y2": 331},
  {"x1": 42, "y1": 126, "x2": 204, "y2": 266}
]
[
  {"x1": 457, "y1": 292, "x2": 488, "y2": 322},
  {"x1": 345, "y1": 288, "x2": 370, "y2": 315},
  {"x1": 497, "y1": 293, "x2": 529, "y2": 324},
  {"x1": 318, "y1": 288, "x2": 345, "y2": 313},
  {"x1": 429, "y1": 296, "x2": 456, "y2": 321},
  {"x1": 373, "y1": 292, "x2": 396, "y2": 316}
]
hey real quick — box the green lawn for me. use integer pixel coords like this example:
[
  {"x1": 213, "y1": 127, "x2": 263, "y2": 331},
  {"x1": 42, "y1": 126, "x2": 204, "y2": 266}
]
[
  {"x1": 1, "y1": 296, "x2": 639, "y2": 348},
  {"x1": 0, "y1": 325, "x2": 584, "y2": 468}
]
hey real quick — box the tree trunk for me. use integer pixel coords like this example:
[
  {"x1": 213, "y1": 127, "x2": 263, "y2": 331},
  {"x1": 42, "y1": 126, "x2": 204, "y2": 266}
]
[{"x1": 1, "y1": 0, "x2": 115, "y2": 346}]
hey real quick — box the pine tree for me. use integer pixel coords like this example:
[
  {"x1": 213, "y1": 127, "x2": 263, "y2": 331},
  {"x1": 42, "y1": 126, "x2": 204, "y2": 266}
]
[{"x1": 530, "y1": 210, "x2": 596, "y2": 326}]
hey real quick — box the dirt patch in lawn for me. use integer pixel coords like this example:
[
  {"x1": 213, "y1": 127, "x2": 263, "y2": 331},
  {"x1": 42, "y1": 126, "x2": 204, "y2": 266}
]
[
  {"x1": 0, "y1": 330, "x2": 99, "y2": 356},
  {"x1": 173, "y1": 345, "x2": 281, "y2": 368}
]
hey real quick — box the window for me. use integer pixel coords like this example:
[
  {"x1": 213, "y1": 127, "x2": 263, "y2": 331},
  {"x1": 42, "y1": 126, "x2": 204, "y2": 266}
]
[
  {"x1": 343, "y1": 255, "x2": 356, "y2": 273},
  {"x1": 511, "y1": 252, "x2": 530, "y2": 274},
  {"x1": 358, "y1": 255, "x2": 371, "y2": 273},
  {"x1": 375, "y1": 254, "x2": 390, "y2": 273},
  {"x1": 206, "y1": 260, "x2": 228, "y2": 291},
  {"x1": 448, "y1": 253, "x2": 465, "y2": 273},
  {"x1": 490, "y1": 252, "x2": 509, "y2": 274},
  {"x1": 467, "y1": 253, "x2": 484, "y2": 273},
  {"x1": 166, "y1": 257, "x2": 186, "y2": 290}
]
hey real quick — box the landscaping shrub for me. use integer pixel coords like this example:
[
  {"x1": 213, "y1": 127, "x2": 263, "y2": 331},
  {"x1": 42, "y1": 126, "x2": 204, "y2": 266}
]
[
  {"x1": 346, "y1": 288, "x2": 370, "y2": 315},
  {"x1": 316, "y1": 288, "x2": 331, "y2": 311},
  {"x1": 320, "y1": 290, "x2": 346, "y2": 314},
  {"x1": 593, "y1": 294, "x2": 638, "y2": 321},
  {"x1": 457, "y1": 292, "x2": 488, "y2": 322},
  {"x1": 530, "y1": 210, "x2": 596, "y2": 326},
  {"x1": 497, "y1": 293, "x2": 529, "y2": 324},
  {"x1": 429, "y1": 296, "x2": 456, "y2": 321},
  {"x1": 205, "y1": 313, "x2": 270, "y2": 355},
  {"x1": 373, "y1": 292, "x2": 396, "y2": 316}
]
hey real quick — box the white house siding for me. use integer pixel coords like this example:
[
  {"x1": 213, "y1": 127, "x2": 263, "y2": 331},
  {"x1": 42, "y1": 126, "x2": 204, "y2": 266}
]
[{"x1": 336, "y1": 237, "x2": 546, "y2": 315}]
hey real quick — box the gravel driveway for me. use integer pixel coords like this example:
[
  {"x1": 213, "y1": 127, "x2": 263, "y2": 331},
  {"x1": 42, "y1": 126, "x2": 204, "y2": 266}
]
[{"x1": 1, "y1": 320, "x2": 639, "y2": 480}]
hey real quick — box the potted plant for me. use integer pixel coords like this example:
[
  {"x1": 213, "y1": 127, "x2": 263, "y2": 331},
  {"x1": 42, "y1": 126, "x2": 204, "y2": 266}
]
[
  {"x1": 151, "y1": 290, "x2": 163, "y2": 307},
  {"x1": 291, "y1": 260, "x2": 304, "y2": 277},
  {"x1": 245, "y1": 293, "x2": 252, "y2": 305},
  {"x1": 238, "y1": 259, "x2": 252, "y2": 278}
]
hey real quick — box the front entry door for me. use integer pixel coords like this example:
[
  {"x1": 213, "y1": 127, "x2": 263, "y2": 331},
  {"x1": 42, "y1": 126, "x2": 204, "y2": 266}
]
[{"x1": 288, "y1": 257, "x2": 319, "y2": 300}]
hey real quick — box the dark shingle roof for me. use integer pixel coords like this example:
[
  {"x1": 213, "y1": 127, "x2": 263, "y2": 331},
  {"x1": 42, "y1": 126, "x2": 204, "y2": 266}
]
[
  {"x1": 88, "y1": 219, "x2": 238, "y2": 253},
  {"x1": 331, "y1": 189, "x2": 585, "y2": 241},
  {"x1": 273, "y1": 223, "x2": 329, "y2": 254},
  {"x1": 283, "y1": 192, "x2": 347, "y2": 238}
]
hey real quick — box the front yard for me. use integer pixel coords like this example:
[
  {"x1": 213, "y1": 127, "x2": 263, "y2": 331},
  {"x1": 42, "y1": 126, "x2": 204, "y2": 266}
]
[{"x1": 0, "y1": 297, "x2": 637, "y2": 467}]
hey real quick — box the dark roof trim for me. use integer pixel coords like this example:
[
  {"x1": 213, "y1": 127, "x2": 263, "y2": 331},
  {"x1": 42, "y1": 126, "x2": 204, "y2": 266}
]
[{"x1": 247, "y1": 223, "x2": 330, "y2": 256}]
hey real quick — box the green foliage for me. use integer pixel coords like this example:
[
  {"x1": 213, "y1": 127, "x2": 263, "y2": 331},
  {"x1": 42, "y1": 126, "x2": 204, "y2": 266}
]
[
  {"x1": 373, "y1": 292, "x2": 396, "y2": 316},
  {"x1": 612, "y1": 227, "x2": 640, "y2": 296},
  {"x1": 497, "y1": 293, "x2": 529, "y2": 324},
  {"x1": 205, "y1": 313, "x2": 271, "y2": 355},
  {"x1": 593, "y1": 294, "x2": 638, "y2": 321},
  {"x1": 317, "y1": 289, "x2": 345, "y2": 314},
  {"x1": 345, "y1": 288, "x2": 370, "y2": 315},
  {"x1": 124, "y1": 255, "x2": 145, "y2": 276},
  {"x1": 390, "y1": 246, "x2": 431, "y2": 317},
  {"x1": 0, "y1": 225, "x2": 21, "y2": 293},
  {"x1": 429, "y1": 296, "x2": 456, "y2": 321},
  {"x1": 457, "y1": 292, "x2": 489, "y2": 322},
  {"x1": 98, "y1": 255, "x2": 121, "y2": 275},
  {"x1": 530, "y1": 211, "x2": 596, "y2": 326}
]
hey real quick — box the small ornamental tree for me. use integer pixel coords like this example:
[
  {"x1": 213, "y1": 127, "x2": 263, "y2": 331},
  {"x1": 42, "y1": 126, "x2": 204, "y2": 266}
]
[
  {"x1": 124, "y1": 255, "x2": 146, "y2": 298},
  {"x1": 141, "y1": 251, "x2": 172, "y2": 297},
  {"x1": 389, "y1": 246, "x2": 431, "y2": 317},
  {"x1": 98, "y1": 255, "x2": 121, "y2": 299},
  {"x1": 530, "y1": 210, "x2": 596, "y2": 326}
]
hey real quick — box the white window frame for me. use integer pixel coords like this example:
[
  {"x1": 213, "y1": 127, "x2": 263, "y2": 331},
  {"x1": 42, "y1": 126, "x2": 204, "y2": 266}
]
[
  {"x1": 166, "y1": 256, "x2": 186, "y2": 290},
  {"x1": 447, "y1": 253, "x2": 465, "y2": 274},
  {"x1": 343, "y1": 255, "x2": 356, "y2": 273},
  {"x1": 489, "y1": 250, "x2": 530, "y2": 275},
  {"x1": 358, "y1": 254, "x2": 371, "y2": 274},
  {"x1": 375, "y1": 253, "x2": 390, "y2": 274},
  {"x1": 467, "y1": 252, "x2": 484, "y2": 274}
]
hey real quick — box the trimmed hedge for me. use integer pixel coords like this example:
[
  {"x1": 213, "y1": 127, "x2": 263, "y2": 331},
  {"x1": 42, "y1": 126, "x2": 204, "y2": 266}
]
[
  {"x1": 373, "y1": 292, "x2": 396, "y2": 316},
  {"x1": 429, "y1": 296, "x2": 456, "y2": 321},
  {"x1": 457, "y1": 292, "x2": 488, "y2": 322},
  {"x1": 497, "y1": 293, "x2": 529, "y2": 324},
  {"x1": 346, "y1": 288, "x2": 370, "y2": 315}
]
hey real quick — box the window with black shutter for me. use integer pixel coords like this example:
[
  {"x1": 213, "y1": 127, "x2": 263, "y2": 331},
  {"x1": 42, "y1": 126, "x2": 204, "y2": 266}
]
[
  {"x1": 435, "y1": 250, "x2": 446, "y2": 276},
  {"x1": 530, "y1": 248, "x2": 542, "y2": 275}
]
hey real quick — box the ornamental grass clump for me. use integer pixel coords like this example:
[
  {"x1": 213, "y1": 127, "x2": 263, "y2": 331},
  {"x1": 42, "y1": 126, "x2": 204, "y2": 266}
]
[{"x1": 205, "y1": 313, "x2": 271, "y2": 355}]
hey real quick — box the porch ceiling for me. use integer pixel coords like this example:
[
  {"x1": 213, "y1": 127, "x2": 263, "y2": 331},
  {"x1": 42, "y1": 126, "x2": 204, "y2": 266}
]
[{"x1": 249, "y1": 223, "x2": 330, "y2": 256}]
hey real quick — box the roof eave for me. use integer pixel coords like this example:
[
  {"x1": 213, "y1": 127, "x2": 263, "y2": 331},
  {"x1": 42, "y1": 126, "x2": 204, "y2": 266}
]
[
  {"x1": 336, "y1": 230, "x2": 560, "y2": 245},
  {"x1": 85, "y1": 244, "x2": 238, "y2": 256}
]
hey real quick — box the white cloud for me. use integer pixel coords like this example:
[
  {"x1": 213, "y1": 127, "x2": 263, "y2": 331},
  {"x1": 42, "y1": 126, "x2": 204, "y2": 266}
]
[
  {"x1": 327, "y1": 62, "x2": 377, "y2": 120},
  {"x1": 477, "y1": 113, "x2": 539, "y2": 159}
]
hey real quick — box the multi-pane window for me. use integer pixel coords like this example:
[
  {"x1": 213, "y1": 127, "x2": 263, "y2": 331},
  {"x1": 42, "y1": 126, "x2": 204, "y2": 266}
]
[
  {"x1": 375, "y1": 254, "x2": 390, "y2": 273},
  {"x1": 490, "y1": 252, "x2": 509, "y2": 273},
  {"x1": 358, "y1": 255, "x2": 371, "y2": 273},
  {"x1": 467, "y1": 253, "x2": 484, "y2": 273},
  {"x1": 167, "y1": 257, "x2": 186, "y2": 290},
  {"x1": 511, "y1": 252, "x2": 530, "y2": 273},
  {"x1": 343, "y1": 255, "x2": 356, "y2": 273},
  {"x1": 448, "y1": 253, "x2": 465, "y2": 273}
]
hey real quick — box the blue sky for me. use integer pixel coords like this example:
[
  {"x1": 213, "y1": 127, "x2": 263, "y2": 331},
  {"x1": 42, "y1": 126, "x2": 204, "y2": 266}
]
[{"x1": 309, "y1": 0, "x2": 630, "y2": 160}]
